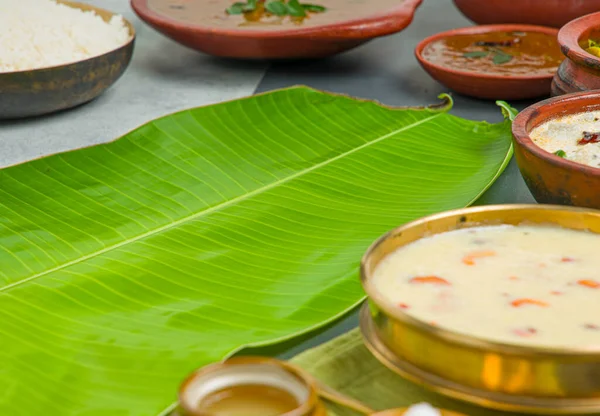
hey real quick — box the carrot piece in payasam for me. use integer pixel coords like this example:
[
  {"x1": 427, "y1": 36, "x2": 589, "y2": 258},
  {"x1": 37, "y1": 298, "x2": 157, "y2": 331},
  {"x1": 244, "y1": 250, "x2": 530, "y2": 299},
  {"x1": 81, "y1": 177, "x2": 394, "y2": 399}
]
[
  {"x1": 577, "y1": 279, "x2": 600, "y2": 289},
  {"x1": 513, "y1": 327, "x2": 537, "y2": 337},
  {"x1": 462, "y1": 250, "x2": 496, "y2": 265},
  {"x1": 511, "y1": 298, "x2": 549, "y2": 308},
  {"x1": 514, "y1": 327, "x2": 537, "y2": 337},
  {"x1": 561, "y1": 257, "x2": 575, "y2": 262},
  {"x1": 409, "y1": 276, "x2": 451, "y2": 285}
]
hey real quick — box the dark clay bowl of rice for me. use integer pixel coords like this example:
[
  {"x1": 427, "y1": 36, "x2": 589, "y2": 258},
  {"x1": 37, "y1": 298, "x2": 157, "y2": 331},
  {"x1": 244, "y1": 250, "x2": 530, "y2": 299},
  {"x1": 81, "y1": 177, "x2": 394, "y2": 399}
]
[{"x1": 0, "y1": 0, "x2": 135, "y2": 119}]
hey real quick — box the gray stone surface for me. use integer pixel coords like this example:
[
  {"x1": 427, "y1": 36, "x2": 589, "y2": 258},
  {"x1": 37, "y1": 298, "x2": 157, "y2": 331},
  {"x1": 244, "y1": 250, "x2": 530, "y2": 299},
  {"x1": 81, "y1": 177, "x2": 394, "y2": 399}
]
[{"x1": 0, "y1": 0, "x2": 267, "y2": 168}]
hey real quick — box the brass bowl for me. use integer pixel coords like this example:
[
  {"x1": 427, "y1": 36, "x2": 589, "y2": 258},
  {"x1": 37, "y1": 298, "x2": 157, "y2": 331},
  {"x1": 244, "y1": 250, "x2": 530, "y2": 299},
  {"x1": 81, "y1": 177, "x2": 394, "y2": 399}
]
[
  {"x1": 360, "y1": 204, "x2": 600, "y2": 415},
  {"x1": 0, "y1": 1, "x2": 135, "y2": 119}
]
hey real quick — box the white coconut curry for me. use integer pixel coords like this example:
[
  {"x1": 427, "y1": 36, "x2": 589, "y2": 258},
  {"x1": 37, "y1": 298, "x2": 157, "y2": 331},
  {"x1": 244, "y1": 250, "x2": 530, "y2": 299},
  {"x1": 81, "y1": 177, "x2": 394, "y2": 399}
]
[
  {"x1": 372, "y1": 225, "x2": 600, "y2": 348},
  {"x1": 530, "y1": 111, "x2": 600, "y2": 168}
]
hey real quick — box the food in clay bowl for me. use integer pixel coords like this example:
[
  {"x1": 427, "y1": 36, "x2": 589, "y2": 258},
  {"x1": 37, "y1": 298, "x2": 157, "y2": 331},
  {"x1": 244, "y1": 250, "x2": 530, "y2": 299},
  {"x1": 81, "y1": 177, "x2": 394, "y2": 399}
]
[
  {"x1": 415, "y1": 25, "x2": 563, "y2": 100},
  {"x1": 452, "y1": 0, "x2": 600, "y2": 29},
  {"x1": 130, "y1": 0, "x2": 422, "y2": 59},
  {"x1": 552, "y1": 11, "x2": 600, "y2": 96},
  {"x1": 0, "y1": 0, "x2": 135, "y2": 119},
  {"x1": 360, "y1": 205, "x2": 600, "y2": 415},
  {"x1": 512, "y1": 90, "x2": 600, "y2": 209}
]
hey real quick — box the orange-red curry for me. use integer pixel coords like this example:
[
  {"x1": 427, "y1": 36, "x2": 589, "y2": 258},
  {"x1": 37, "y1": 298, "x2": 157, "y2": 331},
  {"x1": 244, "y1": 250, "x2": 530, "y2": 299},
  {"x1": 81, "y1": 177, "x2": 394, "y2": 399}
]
[{"x1": 422, "y1": 31, "x2": 563, "y2": 76}]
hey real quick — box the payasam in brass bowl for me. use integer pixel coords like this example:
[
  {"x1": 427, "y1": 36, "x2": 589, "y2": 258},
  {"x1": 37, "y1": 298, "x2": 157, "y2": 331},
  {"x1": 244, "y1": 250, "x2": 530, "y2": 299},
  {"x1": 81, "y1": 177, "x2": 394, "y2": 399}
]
[{"x1": 360, "y1": 204, "x2": 600, "y2": 414}]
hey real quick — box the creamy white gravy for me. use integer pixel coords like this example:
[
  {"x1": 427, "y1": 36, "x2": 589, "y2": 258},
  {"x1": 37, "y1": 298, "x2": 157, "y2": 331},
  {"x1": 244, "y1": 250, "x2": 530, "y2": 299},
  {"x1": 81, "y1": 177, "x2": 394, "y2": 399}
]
[
  {"x1": 530, "y1": 111, "x2": 600, "y2": 169},
  {"x1": 371, "y1": 225, "x2": 600, "y2": 348}
]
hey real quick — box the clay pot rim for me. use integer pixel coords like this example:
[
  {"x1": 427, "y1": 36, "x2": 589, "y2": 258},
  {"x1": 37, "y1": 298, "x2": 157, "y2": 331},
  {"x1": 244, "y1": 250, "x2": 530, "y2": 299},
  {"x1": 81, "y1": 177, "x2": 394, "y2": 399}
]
[
  {"x1": 130, "y1": 0, "x2": 422, "y2": 40},
  {"x1": 414, "y1": 24, "x2": 560, "y2": 81},
  {"x1": 557, "y1": 11, "x2": 600, "y2": 67},
  {"x1": 512, "y1": 90, "x2": 600, "y2": 177}
]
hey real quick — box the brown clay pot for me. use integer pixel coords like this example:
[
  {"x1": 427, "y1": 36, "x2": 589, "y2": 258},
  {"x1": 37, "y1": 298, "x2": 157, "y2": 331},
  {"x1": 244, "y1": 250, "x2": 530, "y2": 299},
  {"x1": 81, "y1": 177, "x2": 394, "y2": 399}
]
[
  {"x1": 512, "y1": 91, "x2": 600, "y2": 209},
  {"x1": 414, "y1": 24, "x2": 559, "y2": 100},
  {"x1": 453, "y1": 0, "x2": 600, "y2": 28},
  {"x1": 130, "y1": 0, "x2": 422, "y2": 60},
  {"x1": 552, "y1": 12, "x2": 600, "y2": 96}
]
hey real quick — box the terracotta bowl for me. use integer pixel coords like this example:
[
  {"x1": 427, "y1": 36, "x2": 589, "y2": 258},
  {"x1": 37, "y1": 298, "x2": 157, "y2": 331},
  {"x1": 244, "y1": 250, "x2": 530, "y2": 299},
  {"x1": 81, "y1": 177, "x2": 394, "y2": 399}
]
[
  {"x1": 512, "y1": 91, "x2": 600, "y2": 208},
  {"x1": 130, "y1": 0, "x2": 422, "y2": 59},
  {"x1": 415, "y1": 24, "x2": 560, "y2": 101},
  {"x1": 0, "y1": 1, "x2": 135, "y2": 119},
  {"x1": 552, "y1": 12, "x2": 600, "y2": 96},
  {"x1": 453, "y1": 0, "x2": 600, "y2": 28}
]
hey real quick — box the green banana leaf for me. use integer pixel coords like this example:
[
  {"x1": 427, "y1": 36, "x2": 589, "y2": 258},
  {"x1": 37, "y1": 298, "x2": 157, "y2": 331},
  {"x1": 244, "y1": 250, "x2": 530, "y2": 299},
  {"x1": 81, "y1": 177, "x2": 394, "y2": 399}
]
[{"x1": 0, "y1": 86, "x2": 514, "y2": 416}]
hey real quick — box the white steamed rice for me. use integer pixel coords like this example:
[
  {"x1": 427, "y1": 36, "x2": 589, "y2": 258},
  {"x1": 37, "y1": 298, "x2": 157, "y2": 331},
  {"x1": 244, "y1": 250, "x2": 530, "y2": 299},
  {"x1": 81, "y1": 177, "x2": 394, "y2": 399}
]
[
  {"x1": 0, "y1": 0, "x2": 131, "y2": 72},
  {"x1": 404, "y1": 403, "x2": 442, "y2": 416}
]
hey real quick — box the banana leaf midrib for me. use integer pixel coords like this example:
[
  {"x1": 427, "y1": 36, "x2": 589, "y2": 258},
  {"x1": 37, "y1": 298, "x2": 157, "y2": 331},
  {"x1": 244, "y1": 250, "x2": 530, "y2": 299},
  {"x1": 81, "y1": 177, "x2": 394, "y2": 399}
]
[
  {"x1": 0, "y1": 110, "x2": 443, "y2": 294},
  {"x1": 0, "y1": 87, "x2": 515, "y2": 415}
]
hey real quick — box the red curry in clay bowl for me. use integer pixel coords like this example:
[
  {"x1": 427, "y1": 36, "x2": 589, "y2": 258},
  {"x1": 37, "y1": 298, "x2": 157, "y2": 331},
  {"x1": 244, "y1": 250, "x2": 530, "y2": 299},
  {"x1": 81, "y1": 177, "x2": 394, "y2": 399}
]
[
  {"x1": 552, "y1": 12, "x2": 600, "y2": 96},
  {"x1": 131, "y1": 0, "x2": 422, "y2": 59},
  {"x1": 512, "y1": 90, "x2": 600, "y2": 209},
  {"x1": 415, "y1": 24, "x2": 563, "y2": 100},
  {"x1": 453, "y1": 0, "x2": 600, "y2": 29}
]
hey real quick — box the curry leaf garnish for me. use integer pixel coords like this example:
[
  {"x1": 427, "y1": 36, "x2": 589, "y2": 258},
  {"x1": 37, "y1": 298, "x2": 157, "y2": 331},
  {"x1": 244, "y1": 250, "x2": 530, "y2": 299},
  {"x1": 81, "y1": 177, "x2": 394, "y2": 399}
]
[
  {"x1": 286, "y1": 0, "x2": 306, "y2": 17},
  {"x1": 554, "y1": 149, "x2": 567, "y2": 158},
  {"x1": 492, "y1": 51, "x2": 513, "y2": 65},
  {"x1": 467, "y1": 42, "x2": 514, "y2": 65},
  {"x1": 266, "y1": 0, "x2": 287, "y2": 15},
  {"x1": 463, "y1": 51, "x2": 489, "y2": 58},
  {"x1": 226, "y1": 2, "x2": 247, "y2": 14},
  {"x1": 243, "y1": 0, "x2": 257, "y2": 10},
  {"x1": 227, "y1": 0, "x2": 326, "y2": 17},
  {"x1": 302, "y1": 3, "x2": 326, "y2": 12}
]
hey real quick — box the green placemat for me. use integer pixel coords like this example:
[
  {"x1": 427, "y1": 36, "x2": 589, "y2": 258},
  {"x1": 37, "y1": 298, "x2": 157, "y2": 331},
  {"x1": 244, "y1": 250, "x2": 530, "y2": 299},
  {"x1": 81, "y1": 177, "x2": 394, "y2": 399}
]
[{"x1": 290, "y1": 329, "x2": 599, "y2": 416}]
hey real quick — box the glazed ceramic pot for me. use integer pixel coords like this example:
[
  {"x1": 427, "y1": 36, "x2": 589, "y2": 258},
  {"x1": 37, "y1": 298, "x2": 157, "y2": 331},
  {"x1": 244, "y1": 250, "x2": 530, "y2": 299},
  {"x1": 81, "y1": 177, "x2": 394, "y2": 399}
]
[
  {"x1": 414, "y1": 24, "x2": 559, "y2": 100},
  {"x1": 552, "y1": 12, "x2": 600, "y2": 96},
  {"x1": 512, "y1": 91, "x2": 600, "y2": 209},
  {"x1": 131, "y1": 0, "x2": 422, "y2": 59},
  {"x1": 453, "y1": 0, "x2": 600, "y2": 28}
]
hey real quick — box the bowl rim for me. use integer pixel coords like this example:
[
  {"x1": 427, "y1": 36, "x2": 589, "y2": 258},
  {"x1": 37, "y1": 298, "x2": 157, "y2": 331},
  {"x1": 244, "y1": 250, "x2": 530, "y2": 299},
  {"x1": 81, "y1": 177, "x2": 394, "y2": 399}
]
[
  {"x1": 360, "y1": 203, "x2": 600, "y2": 357},
  {"x1": 178, "y1": 356, "x2": 321, "y2": 416},
  {"x1": 0, "y1": 0, "x2": 135, "y2": 77},
  {"x1": 557, "y1": 11, "x2": 600, "y2": 68},
  {"x1": 130, "y1": 0, "x2": 422, "y2": 40},
  {"x1": 414, "y1": 24, "x2": 560, "y2": 81},
  {"x1": 512, "y1": 89, "x2": 600, "y2": 176}
]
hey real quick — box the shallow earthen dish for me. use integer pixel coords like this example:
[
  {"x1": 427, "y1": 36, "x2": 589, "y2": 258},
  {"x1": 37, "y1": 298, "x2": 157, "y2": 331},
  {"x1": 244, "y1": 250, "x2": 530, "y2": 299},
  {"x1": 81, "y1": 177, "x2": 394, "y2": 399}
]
[
  {"x1": 0, "y1": 1, "x2": 135, "y2": 119},
  {"x1": 512, "y1": 91, "x2": 600, "y2": 208},
  {"x1": 130, "y1": 0, "x2": 422, "y2": 59},
  {"x1": 453, "y1": 0, "x2": 600, "y2": 28},
  {"x1": 415, "y1": 24, "x2": 559, "y2": 100},
  {"x1": 361, "y1": 204, "x2": 600, "y2": 414},
  {"x1": 552, "y1": 12, "x2": 600, "y2": 96}
]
